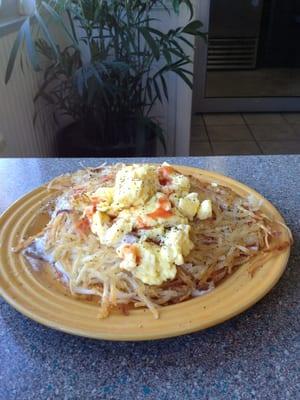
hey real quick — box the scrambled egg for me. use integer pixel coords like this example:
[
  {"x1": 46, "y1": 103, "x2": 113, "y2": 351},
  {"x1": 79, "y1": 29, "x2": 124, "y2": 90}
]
[
  {"x1": 90, "y1": 211, "x2": 110, "y2": 240},
  {"x1": 161, "y1": 225, "x2": 194, "y2": 265},
  {"x1": 92, "y1": 187, "x2": 114, "y2": 212},
  {"x1": 117, "y1": 226, "x2": 193, "y2": 285},
  {"x1": 113, "y1": 165, "x2": 158, "y2": 209},
  {"x1": 88, "y1": 163, "x2": 213, "y2": 286},
  {"x1": 163, "y1": 173, "x2": 190, "y2": 196},
  {"x1": 134, "y1": 242, "x2": 177, "y2": 285},
  {"x1": 119, "y1": 242, "x2": 169, "y2": 285},
  {"x1": 198, "y1": 199, "x2": 212, "y2": 220},
  {"x1": 178, "y1": 193, "x2": 200, "y2": 220}
]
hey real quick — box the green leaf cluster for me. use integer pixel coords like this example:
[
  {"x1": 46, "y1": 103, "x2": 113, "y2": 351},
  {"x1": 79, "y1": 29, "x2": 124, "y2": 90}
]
[{"x1": 5, "y1": 0, "x2": 206, "y2": 150}]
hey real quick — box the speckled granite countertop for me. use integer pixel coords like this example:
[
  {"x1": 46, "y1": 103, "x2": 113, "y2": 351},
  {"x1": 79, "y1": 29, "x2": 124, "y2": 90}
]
[{"x1": 0, "y1": 156, "x2": 299, "y2": 400}]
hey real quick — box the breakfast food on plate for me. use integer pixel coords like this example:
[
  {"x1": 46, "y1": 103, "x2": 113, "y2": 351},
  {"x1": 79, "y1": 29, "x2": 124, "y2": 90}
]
[{"x1": 14, "y1": 163, "x2": 292, "y2": 319}]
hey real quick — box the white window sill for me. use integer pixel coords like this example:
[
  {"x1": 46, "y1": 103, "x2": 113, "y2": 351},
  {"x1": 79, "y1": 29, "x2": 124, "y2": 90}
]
[{"x1": 0, "y1": 16, "x2": 25, "y2": 37}]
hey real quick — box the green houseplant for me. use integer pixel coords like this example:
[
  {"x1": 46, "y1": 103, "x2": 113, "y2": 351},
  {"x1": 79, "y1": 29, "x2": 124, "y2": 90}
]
[{"x1": 5, "y1": 0, "x2": 205, "y2": 156}]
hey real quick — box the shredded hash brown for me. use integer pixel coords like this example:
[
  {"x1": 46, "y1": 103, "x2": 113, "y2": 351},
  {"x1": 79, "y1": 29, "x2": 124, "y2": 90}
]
[{"x1": 14, "y1": 164, "x2": 292, "y2": 319}]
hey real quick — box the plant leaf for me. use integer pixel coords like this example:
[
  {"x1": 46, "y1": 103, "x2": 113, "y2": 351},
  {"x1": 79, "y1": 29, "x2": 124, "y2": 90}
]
[
  {"x1": 152, "y1": 120, "x2": 167, "y2": 153},
  {"x1": 34, "y1": 11, "x2": 60, "y2": 60},
  {"x1": 163, "y1": 48, "x2": 172, "y2": 64},
  {"x1": 178, "y1": 35, "x2": 194, "y2": 49},
  {"x1": 34, "y1": 75, "x2": 56, "y2": 102},
  {"x1": 146, "y1": 78, "x2": 153, "y2": 103},
  {"x1": 178, "y1": 68, "x2": 193, "y2": 76},
  {"x1": 147, "y1": 27, "x2": 165, "y2": 38},
  {"x1": 181, "y1": 0, "x2": 194, "y2": 20},
  {"x1": 23, "y1": 18, "x2": 40, "y2": 72},
  {"x1": 153, "y1": 78, "x2": 162, "y2": 103},
  {"x1": 5, "y1": 21, "x2": 26, "y2": 84},
  {"x1": 174, "y1": 69, "x2": 193, "y2": 89},
  {"x1": 160, "y1": 74, "x2": 169, "y2": 101},
  {"x1": 170, "y1": 39, "x2": 185, "y2": 53},
  {"x1": 172, "y1": 0, "x2": 180, "y2": 14},
  {"x1": 140, "y1": 28, "x2": 160, "y2": 60},
  {"x1": 182, "y1": 20, "x2": 203, "y2": 35},
  {"x1": 37, "y1": 91, "x2": 55, "y2": 105},
  {"x1": 42, "y1": 1, "x2": 79, "y2": 49},
  {"x1": 20, "y1": 54, "x2": 25, "y2": 75},
  {"x1": 168, "y1": 48, "x2": 185, "y2": 58}
]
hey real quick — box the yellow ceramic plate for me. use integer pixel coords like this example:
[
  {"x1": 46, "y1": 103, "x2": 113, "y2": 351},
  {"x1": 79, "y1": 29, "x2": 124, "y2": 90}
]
[{"x1": 0, "y1": 165, "x2": 291, "y2": 341}]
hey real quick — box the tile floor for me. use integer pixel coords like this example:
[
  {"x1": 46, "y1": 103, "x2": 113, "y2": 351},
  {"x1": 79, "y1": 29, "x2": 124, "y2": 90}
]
[{"x1": 190, "y1": 113, "x2": 300, "y2": 156}]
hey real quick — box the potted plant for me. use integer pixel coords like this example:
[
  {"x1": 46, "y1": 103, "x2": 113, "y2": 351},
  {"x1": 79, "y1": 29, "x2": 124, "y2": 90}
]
[{"x1": 5, "y1": 0, "x2": 205, "y2": 156}]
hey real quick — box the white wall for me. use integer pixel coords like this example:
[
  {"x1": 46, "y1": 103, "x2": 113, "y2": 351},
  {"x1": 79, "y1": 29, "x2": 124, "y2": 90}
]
[
  {"x1": 151, "y1": 4, "x2": 194, "y2": 156},
  {"x1": 174, "y1": 3, "x2": 195, "y2": 156},
  {"x1": 0, "y1": 31, "x2": 56, "y2": 156}
]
